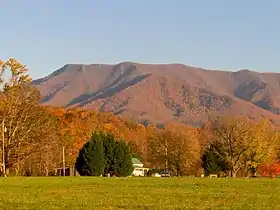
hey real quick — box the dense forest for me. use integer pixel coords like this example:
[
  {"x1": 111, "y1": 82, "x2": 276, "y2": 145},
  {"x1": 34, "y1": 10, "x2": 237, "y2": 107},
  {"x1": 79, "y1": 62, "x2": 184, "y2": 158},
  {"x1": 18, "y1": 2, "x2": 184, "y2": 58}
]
[{"x1": 1, "y1": 58, "x2": 280, "y2": 178}]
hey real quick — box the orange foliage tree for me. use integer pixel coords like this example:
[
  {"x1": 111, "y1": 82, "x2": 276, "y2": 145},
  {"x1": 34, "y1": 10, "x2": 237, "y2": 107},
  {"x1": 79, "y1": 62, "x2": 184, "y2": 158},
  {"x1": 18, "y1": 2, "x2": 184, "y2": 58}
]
[
  {"x1": 48, "y1": 107, "x2": 153, "y2": 167},
  {"x1": 148, "y1": 123, "x2": 201, "y2": 176},
  {"x1": 258, "y1": 160, "x2": 280, "y2": 178}
]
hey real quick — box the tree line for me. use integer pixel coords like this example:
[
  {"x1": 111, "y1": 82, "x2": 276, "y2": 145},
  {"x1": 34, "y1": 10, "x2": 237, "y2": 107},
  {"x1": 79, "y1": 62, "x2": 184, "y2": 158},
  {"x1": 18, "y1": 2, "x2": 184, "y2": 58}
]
[{"x1": 1, "y1": 58, "x2": 280, "y2": 178}]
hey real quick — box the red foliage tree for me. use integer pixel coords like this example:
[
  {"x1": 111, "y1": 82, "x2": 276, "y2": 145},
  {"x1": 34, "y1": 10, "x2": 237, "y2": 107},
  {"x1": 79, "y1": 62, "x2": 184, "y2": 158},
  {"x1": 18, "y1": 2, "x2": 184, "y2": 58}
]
[{"x1": 258, "y1": 160, "x2": 280, "y2": 178}]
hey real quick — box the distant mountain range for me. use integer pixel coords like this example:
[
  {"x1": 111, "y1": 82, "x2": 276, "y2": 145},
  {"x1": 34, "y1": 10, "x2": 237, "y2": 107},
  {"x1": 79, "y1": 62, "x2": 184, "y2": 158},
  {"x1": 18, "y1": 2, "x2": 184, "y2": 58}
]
[{"x1": 33, "y1": 62, "x2": 280, "y2": 126}]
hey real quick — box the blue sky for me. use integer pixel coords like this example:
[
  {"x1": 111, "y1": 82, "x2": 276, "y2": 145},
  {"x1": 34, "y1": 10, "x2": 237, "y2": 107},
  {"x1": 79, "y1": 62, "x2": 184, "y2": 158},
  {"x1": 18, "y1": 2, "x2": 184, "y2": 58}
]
[{"x1": 1, "y1": 0, "x2": 280, "y2": 79}]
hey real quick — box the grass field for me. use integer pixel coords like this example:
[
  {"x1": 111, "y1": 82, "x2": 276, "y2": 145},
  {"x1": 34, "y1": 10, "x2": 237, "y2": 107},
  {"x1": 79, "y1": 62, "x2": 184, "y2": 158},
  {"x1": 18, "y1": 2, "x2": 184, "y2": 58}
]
[{"x1": 0, "y1": 177, "x2": 279, "y2": 209}]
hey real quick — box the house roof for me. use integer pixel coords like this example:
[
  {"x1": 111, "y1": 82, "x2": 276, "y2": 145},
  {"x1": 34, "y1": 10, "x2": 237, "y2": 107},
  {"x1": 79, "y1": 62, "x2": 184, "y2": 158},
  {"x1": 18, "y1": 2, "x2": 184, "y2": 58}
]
[{"x1": 132, "y1": 158, "x2": 142, "y2": 165}]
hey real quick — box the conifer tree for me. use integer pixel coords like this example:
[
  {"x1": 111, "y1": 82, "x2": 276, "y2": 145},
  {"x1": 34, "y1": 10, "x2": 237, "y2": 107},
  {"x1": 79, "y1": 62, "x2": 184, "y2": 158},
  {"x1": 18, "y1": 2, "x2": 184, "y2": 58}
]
[
  {"x1": 103, "y1": 133, "x2": 117, "y2": 175},
  {"x1": 75, "y1": 132, "x2": 105, "y2": 176},
  {"x1": 75, "y1": 131, "x2": 133, "y2": 177},
  {"x1": 115, "y1": 141, "x2": 133, "y2": 177},
  {"x1": 201, "y1": 144, "x2": 229, "y2": 176},
  {"x1": 75, "y1": 141, "x2": 95, "y2": 176},
  {"x1": 91, "y1": 132, "x2": 105, "y2": 176}
]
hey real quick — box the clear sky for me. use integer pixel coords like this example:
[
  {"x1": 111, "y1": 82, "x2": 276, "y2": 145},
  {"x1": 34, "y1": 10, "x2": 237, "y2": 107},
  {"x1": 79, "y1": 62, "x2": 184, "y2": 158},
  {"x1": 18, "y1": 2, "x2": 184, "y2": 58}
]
[{"x1": 1, "y1": 0, "x2": 280, "y2": 79}]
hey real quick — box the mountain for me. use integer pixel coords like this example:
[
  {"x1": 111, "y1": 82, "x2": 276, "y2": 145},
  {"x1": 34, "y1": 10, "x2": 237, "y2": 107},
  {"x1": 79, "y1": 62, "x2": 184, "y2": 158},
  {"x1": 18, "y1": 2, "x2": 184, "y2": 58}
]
[{"x1": 33, "y1": 62, "x2": 280, "y2": 126}]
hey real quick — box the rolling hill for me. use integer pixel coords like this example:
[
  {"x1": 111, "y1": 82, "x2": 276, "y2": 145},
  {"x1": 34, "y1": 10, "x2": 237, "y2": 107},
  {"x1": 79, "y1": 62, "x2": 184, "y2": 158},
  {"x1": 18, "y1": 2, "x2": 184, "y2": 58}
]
[{"x1": 33, "y1": 62, "x2": 280, "y2": 126}]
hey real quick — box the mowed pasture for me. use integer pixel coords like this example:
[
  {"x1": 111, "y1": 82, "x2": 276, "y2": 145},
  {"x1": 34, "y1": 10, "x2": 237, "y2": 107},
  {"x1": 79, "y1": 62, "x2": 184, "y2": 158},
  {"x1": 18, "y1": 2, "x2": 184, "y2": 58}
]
[{"x1": 0, "y1": 177, "x2": 279, "y2": 209}]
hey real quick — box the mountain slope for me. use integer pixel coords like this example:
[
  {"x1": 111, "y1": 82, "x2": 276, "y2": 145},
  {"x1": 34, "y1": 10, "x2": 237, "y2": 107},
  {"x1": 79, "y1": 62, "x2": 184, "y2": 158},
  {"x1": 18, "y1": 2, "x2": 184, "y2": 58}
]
[{"x1": 34, "y1": 62, "x2": 280, "y2": 126}]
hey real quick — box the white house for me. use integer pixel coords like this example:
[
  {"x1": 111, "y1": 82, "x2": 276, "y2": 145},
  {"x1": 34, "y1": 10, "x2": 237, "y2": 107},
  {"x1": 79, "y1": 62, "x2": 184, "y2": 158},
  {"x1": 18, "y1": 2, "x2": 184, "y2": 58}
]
[{"x1": 131, "y1": 158, "x2": 149, "y2": 176}]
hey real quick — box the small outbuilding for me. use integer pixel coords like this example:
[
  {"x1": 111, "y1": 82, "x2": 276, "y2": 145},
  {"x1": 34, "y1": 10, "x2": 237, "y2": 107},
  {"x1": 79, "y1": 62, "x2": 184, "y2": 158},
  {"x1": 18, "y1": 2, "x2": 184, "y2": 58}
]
[{"x1": 131, "y1": 158, "x2": 149, "y2": 176}]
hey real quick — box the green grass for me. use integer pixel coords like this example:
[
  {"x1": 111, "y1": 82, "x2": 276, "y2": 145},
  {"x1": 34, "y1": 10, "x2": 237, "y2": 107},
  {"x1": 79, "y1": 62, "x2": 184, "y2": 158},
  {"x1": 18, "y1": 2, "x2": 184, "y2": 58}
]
[{"x1": 0, "y1": 177, "x2": 279, "y2": 209}]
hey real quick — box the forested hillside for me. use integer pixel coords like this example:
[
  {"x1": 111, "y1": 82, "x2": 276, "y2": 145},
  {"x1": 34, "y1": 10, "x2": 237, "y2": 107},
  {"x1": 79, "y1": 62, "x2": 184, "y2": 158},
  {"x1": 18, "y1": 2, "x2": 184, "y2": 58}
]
[
  {"x1": 1, "y1": 58, "x2": 280, "y2": 178},
  {"x1": 34, "y1": 62, "x2": 280, "y2": 126}
]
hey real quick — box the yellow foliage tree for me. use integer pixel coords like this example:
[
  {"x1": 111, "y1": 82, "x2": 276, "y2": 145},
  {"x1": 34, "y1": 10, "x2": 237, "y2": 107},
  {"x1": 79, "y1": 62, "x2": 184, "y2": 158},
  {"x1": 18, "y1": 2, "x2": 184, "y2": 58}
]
[
  {"x1": 209, "y1": 116, "x2": 279, "y2": 177},
  {"x1": 148, "y1": 123, "x2": 201, "y2": 176},
  {"x1": 0, "y1": 58, "x2": 31, "y2": 89},
  {"x1": 0, "y1": 58, "x2": 59, "y2": 176},
  {"x1": 244, "y1": 119, "x2": 278, "y2": 175}
]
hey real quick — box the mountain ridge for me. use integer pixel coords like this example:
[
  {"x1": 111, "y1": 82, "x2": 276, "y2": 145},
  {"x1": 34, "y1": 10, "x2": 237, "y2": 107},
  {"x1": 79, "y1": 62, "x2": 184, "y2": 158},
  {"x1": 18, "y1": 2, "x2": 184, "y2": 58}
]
[{"x1": 33, "y1": 62, "x2": 280, "y2": 126}]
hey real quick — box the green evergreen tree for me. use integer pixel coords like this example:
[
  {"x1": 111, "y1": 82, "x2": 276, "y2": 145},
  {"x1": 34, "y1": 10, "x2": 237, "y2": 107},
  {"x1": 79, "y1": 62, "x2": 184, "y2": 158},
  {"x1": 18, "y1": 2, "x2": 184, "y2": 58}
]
[
  {"x1": 75, "y1": 131, "x2": 133, "y2": 177},
  {"x1": 103, "y1": 133, "x2": 133, "y2": 177},
  {"x1": 115, "y1": 141, "x2": 133, "y2": 177},
  {"x1": 75, "y1": 140, "x2": 95, "y2": 176},
  {"x1": 103, "y1": 133, "x2": 118, "y2": 176},
  {"x1": 91, "y1": 132, "x2": 105, "y2": 176},
  {"x1": 75, "y1": 132, "x2": 105, "y2": 176},
  {"x1": 201, "y1": 143, "x2": 230, "y2": 176}
]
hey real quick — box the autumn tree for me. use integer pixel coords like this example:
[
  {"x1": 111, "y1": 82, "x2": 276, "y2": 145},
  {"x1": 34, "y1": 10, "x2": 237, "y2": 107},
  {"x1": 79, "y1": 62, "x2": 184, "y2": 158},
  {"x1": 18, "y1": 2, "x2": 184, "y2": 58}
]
[
  {"x1": 0, "y1": 58, "x2": 31, "y2": 89},
  {"x1": 0, "y1": 58, "x2": 59, "y2": 175},
  {"x1": 148, "y1": 128, "x2": 170, "y2": 171},
  {"x1": 207, "y1": 116, "x2": 278, "y2": 177},
  {"x1": 243, "y1": 119, "x2": 278, "y2": 176},
  {"x1": 55, "y1": 108, "x2": 95, "y2": 167},
  {"x1": 148, "y1": 124, "x2": 201, "y2": 176},
  {"x1": 258, "y1": 160, "x2": 280, "y2": 178},
  {"x1": 19, "y1": 109, "x2": 61, "y2": 176},
  {"x1": 53, "y1": 108, "x2": 151, "y2": 169}
]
